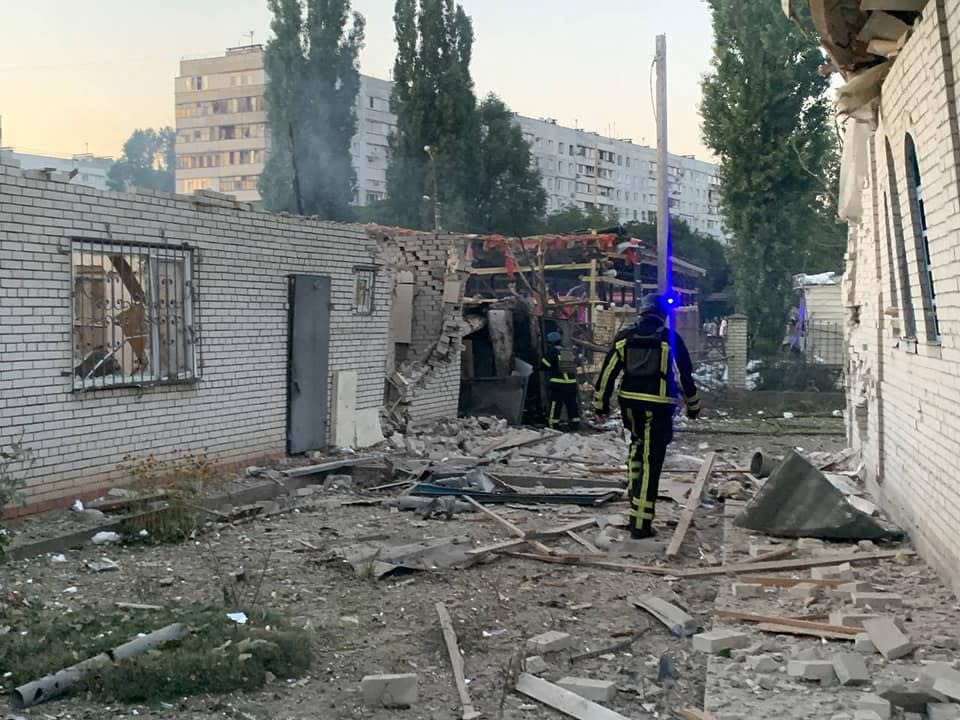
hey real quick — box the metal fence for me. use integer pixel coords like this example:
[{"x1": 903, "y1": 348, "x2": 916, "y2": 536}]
[{"x1": 71, "y1": 239, "x2": 198, "y2": 391}]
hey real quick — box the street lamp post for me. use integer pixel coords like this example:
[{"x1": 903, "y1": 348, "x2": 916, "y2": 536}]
[{"x1": 424, "y1": 145, "x2": 441, "y2": 231}]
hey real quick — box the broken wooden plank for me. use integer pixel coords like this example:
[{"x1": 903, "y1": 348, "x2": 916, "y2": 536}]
[
  {"x1": 567, "y1": 530, "x2": 602, "y2": 554},
  {"x1": 502, "y1": 551, "x2": 675, "y2": 575},
  {"x1": 754, "y1": 623, "x2": 856, "y2": 641},
  {"x1": 745, "y1": 546, "x2": 796, "y2": 564},
  {"x1": 459, "y1": 495, "x2": 559, "y2": 556},
  {"x1": 568, "y1": 625, "x2": 651, "y2": 664},
  {"x1": 467, "y1": 537, "x2": 530, "y2": 556},
  {"x1": 736, "y1": 575, "x2": 847, "y2": 589},
  {"x1": 515, "y1": 672, "x2": 631, "y2": 720},
  {"x1": 677, "y1": 709, "x2": 718, "y2": 720},
  {"x1": 666, "y1": 452, "x2": 716, "y2": 559},
  {"x1": 679, "y1": 550, "x2": 914, "y2": 579},
  {"x1": 283, "y1": 454, "x2": 383, "y2": 478},
  {"x1": 713, "y1": 609, "x2": 860, "y2": 636},
  {"x1": 115, "y1": 602, "x2": 164, "y2": 611},
  {"x1": 632, "y1": 596, "x2": 698, "y2": 637},
  {"x1": 435, "y1": 602, "x2": 481, "y2": 720}
]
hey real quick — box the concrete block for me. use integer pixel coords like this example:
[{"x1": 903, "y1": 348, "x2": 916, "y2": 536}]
[
  {"x1": 857, "y1": 693, "x2": 891, "y2": 719},
  {"x1": 527, "y1": 631, "x2": 573, "y2": 655},
  {"x1": 863, "y1": 617, "x2": 916, "y2": 660},
  {"x1": 854, "y1": 633, "x2": 877, "y2": 654},
  {"x1": 749, "y1": 543, "x2": 782, "y2": 558},
  {"x1": 524, "y1": 656, "x2": 549, "y2": 675},
  {"x1": 693, "y1": 629, "x2": 752, "y2": 654},
  {"x1": 830, "y1": 611, "x2": 881, "y2": 629},
  {"x1": 829, "y1": 581, "x2": 874, "y2": 601},
  {"x1": 928, "y1": 704, "x2": 960, "y2": 720},
  {"x1": 556, "y1": 677, "x2": 618, "y2": 703},
  {"x1": 833, "y1": 653, "x2": 871, "y2": 686},
  {"x1": 361, "y1": 674, "x2": 418, "y2": 707},
  {"x1": 933, "y1": 674, "x2": 960, "y2": 703},
  {"x1": 851, "y1": 593, "x2": 904, "y2": 610},
  {"x1": 747, "y1": 654, "x2": 780, "y2": 673},
  {"x1": 920, "y1": 663, "x2": 960, "y2": 691},
  {"x1": 787, "y1": 582, "x2": 821, "y2": 599},
  {"x1": 788, "y1": 660, "x2": 837, "y2": 682},
  {"x1": 812, "y1": 563, "x2": 856, "y2": 581},
  {"x1": 798, "y1": 538, "x2": 828, "y2": 552},
  {"x1": 733, "y1": 583, "x2": 764, "y2": 599}
]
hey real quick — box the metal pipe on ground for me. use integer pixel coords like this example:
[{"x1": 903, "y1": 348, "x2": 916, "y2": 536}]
[{"x1": 750, "y1": 449, "x2": 782, "y2": 479}]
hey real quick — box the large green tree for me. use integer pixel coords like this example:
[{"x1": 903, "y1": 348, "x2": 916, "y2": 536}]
[
  {"x1": 469, "y1": 94, "x2": 547, "y2": 236},
  {"x1": 107, "y1": 128, "x2": 175, "y2": 192},
  {"x1": 388, "y1": 0, "x2": 479, "y2": 230},
  {"x1": 540, "y1": 205, "x2": 619, "y2": 234},
  {"x1": 259, "y1": 0, "x2": 364, "y2": 220},
  {"x1": 701, "y1": 0, "x2": 844, "y2": 345}
]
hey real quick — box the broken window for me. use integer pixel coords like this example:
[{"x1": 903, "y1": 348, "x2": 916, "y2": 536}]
[
  {"x1": 885, "y1": 140, "x2": 917, "y2": 339},
  {"x1": 353, "y1": 267, "x2": 376, "y2": 315},
  {"x1": 905, "y1": 135, "x2": 940, "y2": 341},
  {"x1": 71, "y1": 241, "x2": 198, "y2": 390}
]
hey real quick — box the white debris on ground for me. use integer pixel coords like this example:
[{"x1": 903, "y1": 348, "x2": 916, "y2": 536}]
[{"x1": 694, "y1": 360, "x2": 762, "y2": 391}]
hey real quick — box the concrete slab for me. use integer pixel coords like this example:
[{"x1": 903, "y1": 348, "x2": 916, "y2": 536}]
[
  {"x1": 734, "y1": 451, "x2": 899, "y2": 540},
  {"x1": 361, "y1": 673, "x2": 418, "y2": 707},
  {"x1": 527, "y1": 631, "x2": 573, "y2": 655},
  {"x1": 556, "y1": 677, "x2": 618, "y2": 703},
  {"x1": 693, "y1": 629, "x2": 752, "y2": 654},
  {"x1": 833, "y1": 653, "x2": 870, "y2": 686},
  {"x1": 788, "y1": 660, "x2": 837, "y2": 683},
  {"x1": 863, "y1": 617, "x2": 915, "y2": 660}
]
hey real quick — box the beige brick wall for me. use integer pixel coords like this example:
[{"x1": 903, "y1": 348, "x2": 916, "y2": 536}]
[
  {"x1": 0, "y1": 159, "x2": 391, "y2": 510},
  {"x1": 845, "y1": 0, "x2": 960, "y2": 593}
]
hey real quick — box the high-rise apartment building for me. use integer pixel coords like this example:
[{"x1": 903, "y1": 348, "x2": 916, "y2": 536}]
[
  {"x1": 516, "y1": 116, "x2": 726, "y2": 242},
  {"x1": 174, "y1": 46, "x2": 396, "y2": 207},
  {"x1": 172, "y1": 48, "x2": 725, "y2": 243},
  {"x1": 174, "y1": 45, "x2": 268, "y2": 202}
]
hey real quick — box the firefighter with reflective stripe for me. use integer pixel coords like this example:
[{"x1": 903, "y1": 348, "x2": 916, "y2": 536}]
[
  {"x1": 541, "y1": 331, "x2": 580, "y2": 431},
  {"x1": 593, "y1": 294, "x2": 701, "y2": 539}
]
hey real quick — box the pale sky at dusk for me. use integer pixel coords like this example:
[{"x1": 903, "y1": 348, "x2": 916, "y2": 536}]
[{"x1": 0, "y1": 1, "x2": 715, "y2": 161}]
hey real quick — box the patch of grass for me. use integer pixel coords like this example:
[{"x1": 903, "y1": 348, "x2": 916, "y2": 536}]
[{"x1": 0, "y1": 603, "x2": 313, "y2": 704}]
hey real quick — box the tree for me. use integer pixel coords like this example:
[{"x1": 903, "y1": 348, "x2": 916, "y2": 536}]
[
  {"x1": 701, "y1": 0, "x2": 845, "y2": 345},
  {"x1": 540, "y1": 205, "x2": 619, "y2": 234},
  {"x1": 387, "y1": 0, "x2": 479, "y2": 231},
  {"x1": 259, "y1": 0, "x2": 365, "y2": 220},
  {"x1": 107, "y1": 128, "x2": 175, "y2": 192},
  {"x1": 623, "y1": 218, "x2": 732, "y2": 298},
  {"x1": 469, "y1": 94, "x2": 547, "y2": 236}
]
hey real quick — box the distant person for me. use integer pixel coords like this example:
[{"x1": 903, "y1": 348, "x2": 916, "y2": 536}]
[
  {"x1": 593, "y1": 294, "x2": 701, "y2": 540},
  {"x1": 541, "y1": 331, "x2": 580, "y2": 431},
  {"x1": 719, "y1": 317, "x2": 728, "y2": 339}
]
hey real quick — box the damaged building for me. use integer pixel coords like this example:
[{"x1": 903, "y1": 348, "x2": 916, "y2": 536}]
[
  {"x1": 0, "y1": 156, "x2": 393, "y2": 514},
  {"x1": 789, "y1": 0, "x2": 960, "y2": 591}
]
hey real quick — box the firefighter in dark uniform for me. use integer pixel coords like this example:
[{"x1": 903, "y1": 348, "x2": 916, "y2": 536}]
[
  {"x1": 593, "y1": 294, "x2": 701, "y2": 539},
  {"x1": 541, "y1": 331, "x2": 580, "y2": 431}
]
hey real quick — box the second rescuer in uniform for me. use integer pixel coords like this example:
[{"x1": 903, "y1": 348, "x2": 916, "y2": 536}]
[{"x1": 594, "y1": 294, "x2": 701, "y2": 539}]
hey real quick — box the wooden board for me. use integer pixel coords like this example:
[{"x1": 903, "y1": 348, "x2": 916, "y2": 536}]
[
  {"x1": 736, "y1": 575, "x2": 847, "y2": 589},
  {"x1": 567, "y1": 530, "x2": 602, "y2": 554},
  {"x1": 677, "y1": 709, "x2": 718, "y2": 720},
  {"x1": 436, "y1": 602, "x2": 481, "y2": 720},
  {"x1": 502, "y1": 551, "x2": 676, "y2": 576},
  {"x1": 713, "y1": 609, "x2": 860, "y2": 636},
  {"x1": 515, "y1": 673, "x2": 632, "y2": 720},
  {"x1": 754, "y1": 622, "x2": 855, "y2": 641},
  {"x1": 679, "y1": 550, "x2": 913, "y2": 579},
  {"x1": 666, "y1": 452, "x2": 716, "y2": 559},
  {"x1": 745, "y1": 546, "x2": 796, "y2": 564}
]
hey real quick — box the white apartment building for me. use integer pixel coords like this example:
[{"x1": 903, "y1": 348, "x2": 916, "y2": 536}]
[
  {"x1": 516, "y1": 116, "x2": 726, "y2": 242},
  {"x1": 0, "y1": 149, "x2": 113, "y2": 191},
  {"x1": 175, "y1": 45, "x2": 268, "y2": 202},
  {"x1": 172, "y1": 49, "x2": 724, "y2": 239},
  {"x1": 174, "y1": 46, "x2": 396, "y2": 207}
]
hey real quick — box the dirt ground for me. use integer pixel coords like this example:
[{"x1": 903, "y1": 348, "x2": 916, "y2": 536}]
[{"x1": 0, "y1": 408, "x2": 857, "y2": 720}]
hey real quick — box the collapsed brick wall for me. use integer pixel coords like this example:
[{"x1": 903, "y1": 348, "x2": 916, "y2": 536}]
[
  {"x1": 381, "y1": 232, "x2": 469, "y2": 428},
  {"x1": 0, "y1": 158, "x2": 391, "y2": 512},
  {"x1": 844, "y1": 1, "x2": 960, "y2": 594}
]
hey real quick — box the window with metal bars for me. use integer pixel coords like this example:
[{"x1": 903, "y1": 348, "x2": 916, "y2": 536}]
[
  {"x1": 71, "y1": 240, "x2": 199, "y2": 390},
  {"x1": 353, "y1": 267, "x2": 375, "y2": 315}
]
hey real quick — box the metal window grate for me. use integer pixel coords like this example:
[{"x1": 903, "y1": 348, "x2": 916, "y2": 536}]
[
  {"x1": 354, "y1": 267, "x2": 375, "y2": 315},
  {"x1": 71, "y1": 239, "x2": 199, "y2": 391}
]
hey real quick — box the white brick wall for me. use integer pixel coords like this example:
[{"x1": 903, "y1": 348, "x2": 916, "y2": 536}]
[
  {"x1": 0, "y1": 159, "x2": 391, "y2": 510},
  {"x1": 845, "y1": 0, "x2": 960, "y2": 593}
]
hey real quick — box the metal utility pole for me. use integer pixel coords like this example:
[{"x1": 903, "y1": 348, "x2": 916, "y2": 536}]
[{"x1": 655, "y1": 34, "x2": 669, "y2": 295}]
